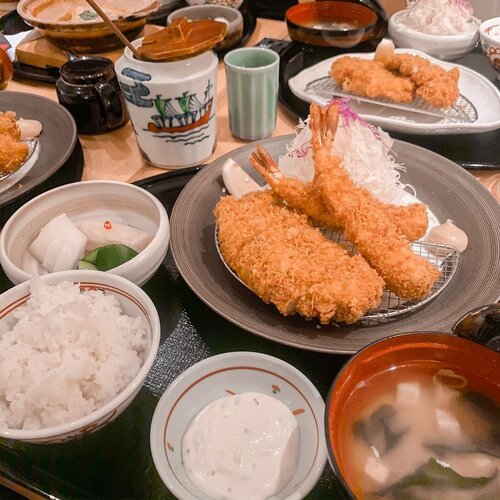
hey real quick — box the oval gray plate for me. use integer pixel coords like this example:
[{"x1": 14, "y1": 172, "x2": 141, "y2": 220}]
[
  {"x1": 170, "y1": 136, "x2": 500, "y2": 354},
  {"x1": 0, "y1": 91, "x2": 77, "y2": 207}
]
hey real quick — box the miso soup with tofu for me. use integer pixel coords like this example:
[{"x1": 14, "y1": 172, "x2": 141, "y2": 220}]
[{"x1": 337, "y1": 365, "x2": 500, "y2": 499}]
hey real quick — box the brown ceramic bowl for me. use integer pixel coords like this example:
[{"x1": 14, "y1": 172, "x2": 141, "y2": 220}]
[
  {"x1": 17, "y1": 0, "x2": 159, "y2": 53},
  {"x1": 285, "y1": 0, "x2": 378, "y2": 48},
  {"x1": 325, "y1": 330, "x2": 500, "y2": 498},
  {"x1": 167, "y1": 5, "x2": 243, "y2": 52}
]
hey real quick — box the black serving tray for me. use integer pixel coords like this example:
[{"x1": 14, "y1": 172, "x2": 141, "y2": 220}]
[
  {"x1": 273, "y1": 39, "x2": 500, "y2": 169},
  {"x1": 0, "y1": 167, "x2": 350, "y2": 500}
]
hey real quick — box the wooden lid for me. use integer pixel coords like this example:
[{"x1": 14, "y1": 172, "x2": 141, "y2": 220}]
[{"x1": 138, "y1": 17, "x2": 227, "y2": 61}]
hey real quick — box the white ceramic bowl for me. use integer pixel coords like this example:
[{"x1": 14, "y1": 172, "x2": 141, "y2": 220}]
[
  {"x1": 150, "y1": 352, "x2": 327, "y2": 500},
  {"x1": 167, "y1": 4, "x2": 244, "y2": 51},
  {"x1": 185, "y1": 0, "x2": 243, "y2": 10},
  {"x1": 0, "y1": 180, "x2": 169, "y2": 286},
  {"x1": 479, "y1": 17, "x2": 500, "y2": 77},
  {"x1": 0, "y1": 270, "x2": 160, "y2": 443},
  {"x1": 389, "y1": 9, "x2": 479, "y2": 60}
]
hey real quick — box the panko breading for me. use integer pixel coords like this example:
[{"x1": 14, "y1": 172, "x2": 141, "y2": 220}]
[
  {"x1": 384, "y1": 54, "x2": 460, "y2": 108},
  {"x1": 331, "y1": 57, "x2": 416, "y2": 104},
  {"x1": 310, "y1": 103, "x2": 440, "y2": 301},
  {"x1": 0, "y1": 133, "x2": 29, "y2": 174},
  {"x1": 0, "y1": 111, "x2": 21, "y2": 139},
  {"x1": 250, "y1": 145, "x2": 428, "y2": 242},
  {"x1": 214, "y1": 191, "x2": 384, "y2": 324},
  {"x1": 330, "y1": 52, "x2": 460, "y2": 109},
  {"x1": 0, "y1": 111, "x2": 30, "y2": 175}
]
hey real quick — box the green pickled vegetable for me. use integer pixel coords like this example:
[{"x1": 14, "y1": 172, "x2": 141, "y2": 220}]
[
  {"x1": 380, "y1": 458, "x2": 494, "y2": 498},
  {"x1": 79, "y1": 244, "x2": 138, "y2": 272},
  {"x1": 81, "y1": 247, "x2": 100, "y2": 265},
  {"x1": 78, "y1": 260, "x2": 98, "y2": 271},
  {"x1": 95, "y1": 244, "x2": 138, "y2": 271}
]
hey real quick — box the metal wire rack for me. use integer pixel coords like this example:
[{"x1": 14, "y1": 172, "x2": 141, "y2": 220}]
[
  {"x1": 0, "y1": 138, "x2": 38, "y2": 181},
  {"x1": 304, "y1": 77, "x2": 478, "y2": 124},
  {"x1": 215, "y1": 226, "x2": 460, "y2": 325}
]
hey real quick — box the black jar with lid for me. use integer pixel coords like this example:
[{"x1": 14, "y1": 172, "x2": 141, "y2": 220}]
[{"x1": 56, "y1": 56, "x2": 129, "y2": 135}]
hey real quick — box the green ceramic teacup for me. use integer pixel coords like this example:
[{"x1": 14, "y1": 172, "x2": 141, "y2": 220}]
[{"x1": 224, "y1": 47, "x2": 279, "y2": 141}]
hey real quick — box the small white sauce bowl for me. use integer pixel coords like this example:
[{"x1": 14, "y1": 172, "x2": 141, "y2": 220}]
[
  {"x1": 150, "y1": 351, "x2": 327, "y2": 500},
  {"x1": 0, "y1": 180, "x2": 169, "y2": 286},
  {"x1": 479, "y1": 17, "x2": 500, "y2": 77},
  {"x1": 0, "y1": 270, "x2": 160, "y2": 443},
  {"x1": 389, "y1": 9, "x2": 479, "y2": 60}
]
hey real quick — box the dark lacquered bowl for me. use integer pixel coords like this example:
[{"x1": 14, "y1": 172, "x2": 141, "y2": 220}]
[
  {"x1": 324, "y1": 311, "x2": 500, "y2": 498},
  {"x1": 286, "y1": 0, "x2": 378, "y2": 48}
]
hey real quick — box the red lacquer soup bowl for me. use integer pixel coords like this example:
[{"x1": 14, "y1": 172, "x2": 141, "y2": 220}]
[{"x1": 325, "y1": 327, "x2": 500, "y2": 499}]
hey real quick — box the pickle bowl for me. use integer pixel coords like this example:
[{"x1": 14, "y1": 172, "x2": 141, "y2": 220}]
[{"x1": 0, "y1": 180, "x2": 170, "y2": 286}]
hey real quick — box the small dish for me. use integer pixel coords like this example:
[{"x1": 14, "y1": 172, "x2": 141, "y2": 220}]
[
  {"x1": 285, "y1": 0, "x2": 378, "y2": 48},
  {"x1": 0, "y1": 180, "x2": 170, "y2": 286},
  {"x1": 479, "y1": 16, "x2": 500, "y2": 78},
  {"x1": 167, "y1": 4, "x2": 243, "y2": 51},
  {"x1": 389, "y1": 9, "x2": 479, "y2": 60},
  {"x1": 150, "y1": 351, "x2": 326, "y2": 500},
  {"x1": 0, "y1": 270, "x2": 160, "y2": 443},
  {"x1": 185, "y1": 0, "x2": 243, "y2": 9},
  {"x1": 17, "y1": 0, "x2": 159, "y2": 53}
]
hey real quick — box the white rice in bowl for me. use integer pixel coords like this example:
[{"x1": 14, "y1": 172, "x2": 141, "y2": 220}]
[{"x1": 0, "y1": 279, "x2": 149, "y2": 430}]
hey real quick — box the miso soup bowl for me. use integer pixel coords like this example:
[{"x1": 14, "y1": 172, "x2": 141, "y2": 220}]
[
  {"x1": 0, "y1": 181, "x2": 170, "y2": 286},
  {"x1": 325, "y1": 322, "x2": 500, "y2": 498},
  {"x1": 285, "y1": 0, "x2": 380, "y2": 49}
]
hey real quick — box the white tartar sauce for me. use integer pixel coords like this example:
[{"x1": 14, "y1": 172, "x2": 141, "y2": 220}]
[{"x1": 182, "y1": 392, "x2": 300, "y2": 500}]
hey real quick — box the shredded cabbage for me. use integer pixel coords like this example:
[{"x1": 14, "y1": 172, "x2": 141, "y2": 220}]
[
  {"x1": 395, "y1": 0, "x2": 480, "y2": 35},
  {"x1": 278, "y1": 100, "x2": 415, "y2": 206}
]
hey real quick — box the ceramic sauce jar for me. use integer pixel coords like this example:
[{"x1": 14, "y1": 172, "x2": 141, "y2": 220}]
[{"x1": 115, "y1": 18, "x2": 225, "y2": 168}]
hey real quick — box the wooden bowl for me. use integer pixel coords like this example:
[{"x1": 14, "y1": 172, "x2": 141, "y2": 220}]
[
  {"x1": 17, "y1": 0, "x2": 159, "y2": 53},
  {"x1": 286, "y1": 0, "x2": 378, "y2": 48}
]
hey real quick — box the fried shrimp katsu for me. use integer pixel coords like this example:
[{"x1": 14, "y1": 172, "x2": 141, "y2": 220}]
[
  {"x1": 384, "y1": 54, "x2": 460, "y2": 108},
  {"x1": 331, "y1": 57, "x2": 416, "y2": 104},
  {"x1": 249, "y1": 145, "x2": 342, "y2": 231},
  {"x1": 214, "y1": 191, "x2": 384, "y2": 324},
  {"x1": 249, "y1": 145, "x2": 428, "y2": 242},
  {"x1": 310, "y1": 103, "x2": 440, "y2": 300}
]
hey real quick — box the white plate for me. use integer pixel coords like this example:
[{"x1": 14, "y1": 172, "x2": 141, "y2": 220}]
[
  {"x1": 289, "y1": 49, "x2": 500, "y2": 135},
  {"x1": 150, "y1": 352, "x2": 327, "y2": 500}
]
